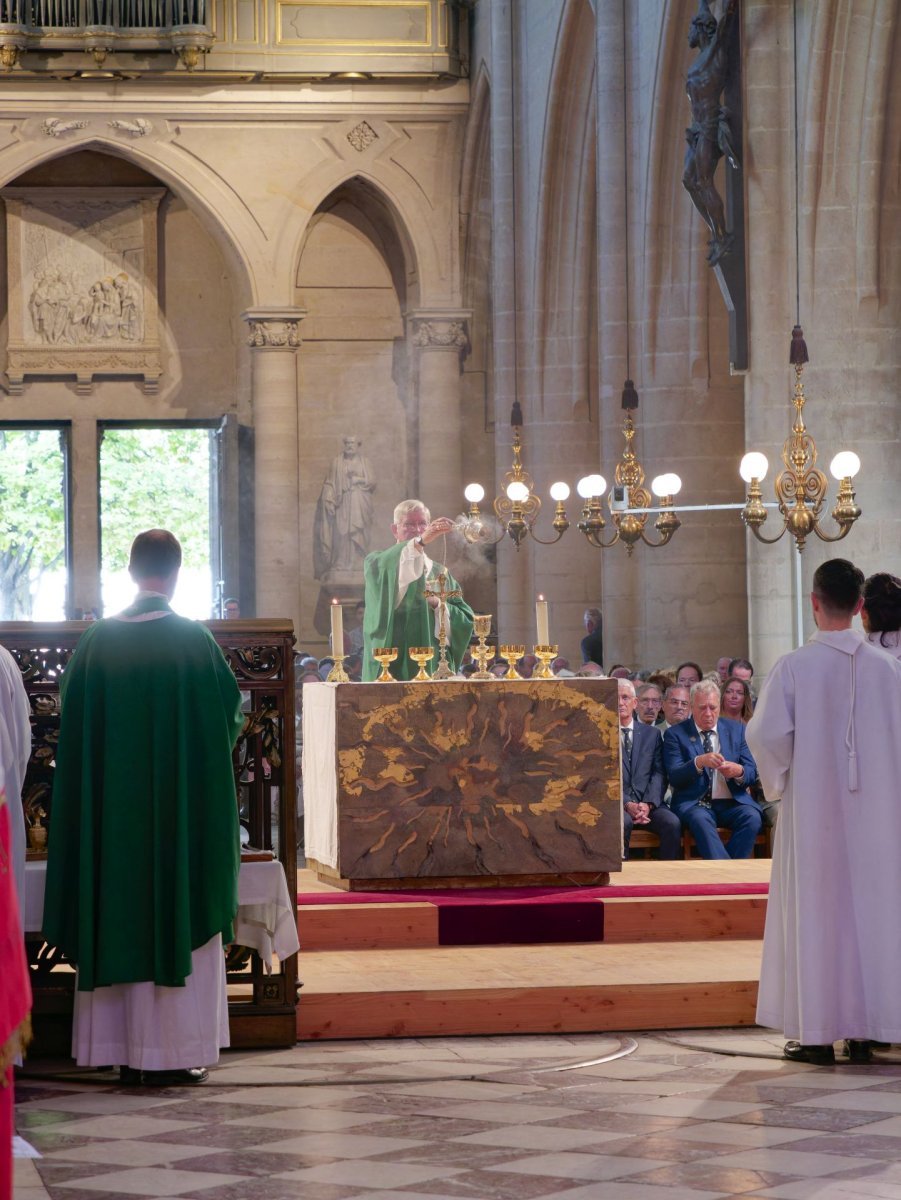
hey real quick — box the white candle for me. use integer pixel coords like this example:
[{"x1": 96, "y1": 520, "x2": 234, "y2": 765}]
[
  {"x1": 536, "y1": 595, "x2": 549, "y2": 645},
  {"x1": 330, "y1": 598, "x2": 344, "y2": 654}
]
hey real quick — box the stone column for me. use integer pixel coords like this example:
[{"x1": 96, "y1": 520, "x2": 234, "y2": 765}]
[
  {"x1": 70, "y1": 417, "x2": 101, "y2": 618},
  {"x1": 406, "y1": 310, "x2": 470, "y2": 520},
  {"x1": 242, "y1": 307, "x2": 305, "y2": 630}
]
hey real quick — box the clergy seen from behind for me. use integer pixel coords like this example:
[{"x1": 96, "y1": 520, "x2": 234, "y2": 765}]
[
  {"x1": 362, "y1": 499, "x2": 474, "y2": 681},
  {"x1": 748, "y1": 558, "x2": 901, "y2": 1066},
  {"x1": 43, "y1": 529, "x2": 244, "y2": 1087}
]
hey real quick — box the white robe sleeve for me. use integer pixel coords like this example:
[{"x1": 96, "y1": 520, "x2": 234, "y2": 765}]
[
  {"x1": 0, "y1": 643, "x2": 32, "y2": 907},
  {"x1": 745, "y1": 657, "x2": 795, "y2": 801}
]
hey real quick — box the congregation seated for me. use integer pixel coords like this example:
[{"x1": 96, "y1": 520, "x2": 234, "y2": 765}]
[
  {"x1": 662, "y1": 678, "x2": 762, "y2": 859},
  {"x1": 635, "y1": 682, "x2": 663, "y2": 725}
]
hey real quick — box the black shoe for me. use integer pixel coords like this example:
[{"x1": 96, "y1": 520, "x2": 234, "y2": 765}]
[
  {"x1": 783, "y1": 1041, "x2": 835, "y2": 1065},
  {"x1": 842, "y1": 1040, "x2": 873, "y2": 1064},
  {"x1": 141, "y1": 1067, "x2": 209, "y2": 1087},
  {"x1": 118, "y1": 1066, "x2": 144, "y2": 1086}
]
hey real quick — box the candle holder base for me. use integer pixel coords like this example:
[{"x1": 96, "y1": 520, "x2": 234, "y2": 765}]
[{"x1": 326, "y1": 655, "x2": 350, "y2": 682}]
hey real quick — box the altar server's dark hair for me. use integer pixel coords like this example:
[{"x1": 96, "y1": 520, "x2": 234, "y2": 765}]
[
  {"x1": 812, "y1": 558, "x2": 864, "y2": 616},
  {"x1": 129, "y1": 529, "x2": 183, "y2": 581}
]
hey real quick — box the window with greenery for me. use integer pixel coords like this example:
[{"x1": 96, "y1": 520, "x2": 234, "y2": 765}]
[
  {"x1": 99, "y1": 426, "x2": 214, "y2": 619},
  {"x1": 0, "y1": 427, "x2": 68, "y2": 621}
]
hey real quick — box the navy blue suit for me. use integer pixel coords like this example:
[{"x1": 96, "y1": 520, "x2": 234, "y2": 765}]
[
  {"x1": 663, "y1": 717, "x2": 761, "y2": 858},
  {"x1": 621, "y1": 720, "x2": 682, "y2": 859}
]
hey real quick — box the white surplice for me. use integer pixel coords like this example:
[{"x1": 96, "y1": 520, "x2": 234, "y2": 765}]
[
  {"x1": 747, "y1": 629, "x2": 901, "y2": 1044},
  {"x1": 73, "y1": 935, "x2": 229, "y2": 1071},
  {"x1": 0, "y1": 642, "x2": 33, "y2": 907}
]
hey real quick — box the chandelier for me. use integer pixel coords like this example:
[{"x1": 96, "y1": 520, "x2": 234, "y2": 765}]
[
  {"x1": 739, "y1": 327, "x2": 861, "y2": 553},
  {"x1": 461, "y1": 387, "x2": 682, "y2": 554}
]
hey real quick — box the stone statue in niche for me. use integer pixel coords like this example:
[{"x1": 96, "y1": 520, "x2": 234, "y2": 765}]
[
  {"x1": 683, "y1": 0, "x2": 739, "y2": 267},
  {"x1": 313, "y1": 435, "x2": 376, "y2": 582}
]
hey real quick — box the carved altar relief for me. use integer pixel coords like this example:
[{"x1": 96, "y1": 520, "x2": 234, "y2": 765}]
[{"x1": 2, "y1": 187, "x2": 164, "y2": 394}]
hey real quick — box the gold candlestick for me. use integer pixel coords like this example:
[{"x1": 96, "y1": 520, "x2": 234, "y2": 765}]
[
  {"x1": 499, "y1": 644, "x2": 525, "y2": 679},
  {"x1": 533, "y1": 644, "x2": 558, "y2": 679},
  {"x1": 372, "y1": 646, "x2": 398, "y2": 682},
  {"x1": 471, "y1": 614, "x2": 495, "y2": 680},
  {"x1": 326, "y1": 654, "x2": 350, "y2": 682},
  {"x1": 408, "y1": 646, "x2": 434, "y2": 681}
]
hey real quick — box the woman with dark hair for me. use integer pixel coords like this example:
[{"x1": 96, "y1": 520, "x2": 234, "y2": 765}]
[
  {"x1": 862, "y1": 572, "x2": 901, "y2": 661},
  {"x1": 721, "y1": 675, "x2": 754, "y2": 724}
]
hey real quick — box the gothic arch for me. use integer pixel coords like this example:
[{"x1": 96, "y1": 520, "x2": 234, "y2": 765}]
[
  {"x1": 293, "y1": 175, "x2": 417, "y2": 312},
  {"x1": 533, "y1": 0, "x2": 597, "y2": 419},
  {"x1": 284, "y1": 164, "x2": 459, "y2": 313},
  {"x1": 0, "y1": 135, "x2": 260, "y2": 310}
]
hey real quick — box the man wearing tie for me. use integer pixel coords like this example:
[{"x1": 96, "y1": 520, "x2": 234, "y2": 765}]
[
  {"x1": 663, "y1": 679, "x2": 761, "y2": 858},
  {"x1": 618, "y1": 679, "x2": 681, "y2": 860}
]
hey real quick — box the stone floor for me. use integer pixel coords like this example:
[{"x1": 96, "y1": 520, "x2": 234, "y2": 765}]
[{"x1": 14, "y1": 1029, "x2": 901, "y2": 1199}]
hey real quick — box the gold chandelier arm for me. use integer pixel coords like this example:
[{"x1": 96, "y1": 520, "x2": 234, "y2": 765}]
[
  {"x1": 747, "y1": 524, "x2": 787, "y2": 545},
  {"x1": 811, "y1": 521, "x2": 855, "y2": 544},
  {"x1": 529, "y1": 527, "x2": 567, "y2": 546},
  {"x1": 639, "y1": 527, "x2": 677, "y2": 549},
  {"x1": 582, "y1": 527, "x2": 620, "y2": 550}
]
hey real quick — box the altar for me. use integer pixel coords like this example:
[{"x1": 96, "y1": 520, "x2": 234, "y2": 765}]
[{"x1": 303, "y1": 678, "x2": 622, "y2": 889}]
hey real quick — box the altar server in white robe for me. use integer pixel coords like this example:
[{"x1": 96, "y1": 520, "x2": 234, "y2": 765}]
[
  {"x1": 748, "y1": 558, "x2": 901, "y2": 1065},
  {"x1": 0, "y1": 642, "x2": 32, "y2": 907}
]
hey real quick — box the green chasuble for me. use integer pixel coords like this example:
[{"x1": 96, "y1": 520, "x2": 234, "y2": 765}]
[
  {"x1": 43, "y1": 598, "x2": 245, "y2": 990},
  {"x1": 362, "y1": 541, "x2": 474, "y2": 681}
]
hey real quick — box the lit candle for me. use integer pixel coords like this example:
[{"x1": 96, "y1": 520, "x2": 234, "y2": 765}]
[
  {"x1": 330, "y1": 598, "x2": 344, "y2": 655},
  {"x1": 536, "y1": 594, "x2": 549, "y2": 645}
]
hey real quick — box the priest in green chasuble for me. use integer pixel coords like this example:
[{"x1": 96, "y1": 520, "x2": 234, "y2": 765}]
[
  {"x1": 362, "y1": 499, "x2": 474, "y2": 681},
  {"x1": 43, "y1": 529, "x2": 244, "y2": 1086}
]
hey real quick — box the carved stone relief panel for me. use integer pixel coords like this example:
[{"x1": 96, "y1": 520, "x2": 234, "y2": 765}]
[{"x1": 1, "y1": 186, "x2": 164, "y2": 394}]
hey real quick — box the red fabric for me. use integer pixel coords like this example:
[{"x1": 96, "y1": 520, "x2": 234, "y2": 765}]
[
  {"x1": 298, "y1": 881, "x2": 768, "y2": 906},
  {"x1": 1, "y1": 799, "x2": 31, "y2": 1200},
  {"x1": 0, "y1": 802, "x2": 31, "y2": 1051}
]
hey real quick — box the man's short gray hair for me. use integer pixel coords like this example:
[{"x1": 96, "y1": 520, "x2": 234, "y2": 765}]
[
  {"x1": 393, "y1": 498, "x2": 430, "y2": 525},
  {"x1": 690, "y1": 679, "x2": 721, "y2": 704},
  {"x1": 617, "y1": 678, "x2": 636, "y2": 698},
  {"x1": 636, "y1": 683, "x2": 662, "y2": 700}
]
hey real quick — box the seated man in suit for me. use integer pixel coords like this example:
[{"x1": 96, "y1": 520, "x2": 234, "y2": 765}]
[
  {"x1": 663, "y1": 679, "x2": 761, "y2": 858},
  {"x1": 618, "y1": 679, "x2": 682, "y2": 860}
]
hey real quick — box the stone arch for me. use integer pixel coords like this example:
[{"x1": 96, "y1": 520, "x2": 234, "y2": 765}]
[
  {"x1": 0, "y1": 134, "x2": 261, "y2": 310},
  {"x1": 533, "y1": 0, "x2": 597, "y2": 424},
  {"x1": 284, "y1": 167, "x2": 452, "y2": 313}
]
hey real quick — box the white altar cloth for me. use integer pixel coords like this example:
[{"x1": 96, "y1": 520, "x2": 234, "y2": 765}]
[
  {"x1": 23, "y1": 858, "x2": 299, "y2": 970},
  {"x1": 302, "y1": 682, "x2": 340, "y2": 868}
]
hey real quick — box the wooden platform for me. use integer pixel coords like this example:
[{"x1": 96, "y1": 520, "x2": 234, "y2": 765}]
[{"x1": 295, "y1": 860, "x2": 770, "y2": 1041}]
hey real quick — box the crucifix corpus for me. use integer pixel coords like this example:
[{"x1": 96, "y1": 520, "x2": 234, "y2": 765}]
[{"x1": 424, "y1": 572, "x2": 460, "y2": 680}]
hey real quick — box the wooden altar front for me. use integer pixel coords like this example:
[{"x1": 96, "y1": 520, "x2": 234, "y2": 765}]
[
  {"x1": 2, "y1": 618, "x2": 299, "y2": 1052},
  {"x1": 303, "y1": 677, "x2": 622, "y2": 889}
]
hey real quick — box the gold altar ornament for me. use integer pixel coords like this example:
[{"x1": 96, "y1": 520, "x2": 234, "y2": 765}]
[
  {"x1": 739, "y1": 326, "x2": 861, "y2": 553},
  {"x1": 424, "y1": 571, "x2": 461, "y2": 680},
  {"x1": 533, "y1": 645, "x2": 558, "y2": 680},
  {"x1": 372, "y1": 646, "x2": 398, "y2": 682},
  {"x1": 499, "y1": 644, "x2": 525, "y2": 679},
  {"x1": 408, "y1": 646, "x2": 434, "y2": 681},
  {"x1": 471, "y1": 614, "x2": 495, "y2": 679},
  {"x1": 326, "y1": 654, "x2": 350, "y2": 683}
]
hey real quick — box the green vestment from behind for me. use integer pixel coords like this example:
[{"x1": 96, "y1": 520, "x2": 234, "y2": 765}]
[
  {"x1": 43, "y1": 600, "x2": 245, "y2": 990},
  {"x1": 362, "y1": 541, "x2": 474, "y2": 681}
]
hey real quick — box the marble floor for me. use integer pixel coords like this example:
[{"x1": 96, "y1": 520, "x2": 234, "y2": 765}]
[{"x1": 14, "y1": 1028, "x2": 901, "y2": 1200}]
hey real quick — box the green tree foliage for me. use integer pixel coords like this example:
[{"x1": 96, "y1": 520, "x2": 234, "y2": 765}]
[
  {"x1": 0, "y1": 426, "x2": 212, "y2": 619},
  {"x1": 0, "y1": 429, "x2": 66, "y2": 618},
  {"x1": 100, "y1": 428, "x2": 211, "y2": 572}
]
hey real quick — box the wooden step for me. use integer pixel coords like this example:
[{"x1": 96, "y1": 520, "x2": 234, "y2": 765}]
[
  {"x1": 298, "y1": 901, "x2": 438, "y2": 950},
  {"x1": 296, "y1": 939, "x2": 762, "y2": 1040}
]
